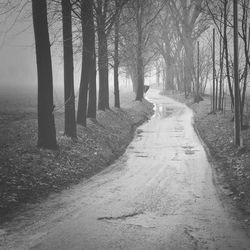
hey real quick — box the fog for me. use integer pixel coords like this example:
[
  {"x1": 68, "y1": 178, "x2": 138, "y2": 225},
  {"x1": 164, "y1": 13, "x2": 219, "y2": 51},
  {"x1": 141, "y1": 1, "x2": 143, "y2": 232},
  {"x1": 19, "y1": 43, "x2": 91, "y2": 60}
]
[
  {"x1": 0, "y1": 5, "x2": 157, "y2": 113},
  {"x1": 0, "y1": 14, "x2": 86, "y2": 111}
]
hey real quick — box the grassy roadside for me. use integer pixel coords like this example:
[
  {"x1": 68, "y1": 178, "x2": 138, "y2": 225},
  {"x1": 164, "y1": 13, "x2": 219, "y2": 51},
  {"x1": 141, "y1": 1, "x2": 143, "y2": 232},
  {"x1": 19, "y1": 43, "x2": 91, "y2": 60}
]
[
  {"x1": 163, "y1": 91, "x2": 250, "y2": 228},
  {"x1": 0, "y1": 91, "x2": 154, "y2": 223}
]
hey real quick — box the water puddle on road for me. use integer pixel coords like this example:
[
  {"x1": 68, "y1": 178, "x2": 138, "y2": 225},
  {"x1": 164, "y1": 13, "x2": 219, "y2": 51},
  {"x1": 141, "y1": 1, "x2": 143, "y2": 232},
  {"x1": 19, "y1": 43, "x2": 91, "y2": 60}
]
[
  {"x1": 153, "y1": 103, "x2": 173, "y2": 119},
  {"x1": 181, "y1": 145, "x2": 200, "y2": 155},
  {"x1": 136, "y1": 155, "x2": 148, "y2": 158}
]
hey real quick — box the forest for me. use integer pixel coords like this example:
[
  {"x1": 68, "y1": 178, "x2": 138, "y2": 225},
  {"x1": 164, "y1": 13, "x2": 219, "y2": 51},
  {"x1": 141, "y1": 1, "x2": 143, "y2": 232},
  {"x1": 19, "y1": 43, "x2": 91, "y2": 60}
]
[
  {"x1": 1, "y1": 0, "x2": 250, "y2": 244},
  {"x1": 30, "y1": 0, "x2": 250, "y2": 149},
  {"x1": 1, "y1": 0, "x2": 249, "y2": 148}
]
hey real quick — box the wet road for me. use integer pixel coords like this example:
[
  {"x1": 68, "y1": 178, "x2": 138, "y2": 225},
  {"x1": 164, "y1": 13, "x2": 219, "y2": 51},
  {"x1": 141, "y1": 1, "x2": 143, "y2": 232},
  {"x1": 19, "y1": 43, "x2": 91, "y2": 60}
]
[{"x1": 1, "y1": 89, "x2": 250, "y2": 250}]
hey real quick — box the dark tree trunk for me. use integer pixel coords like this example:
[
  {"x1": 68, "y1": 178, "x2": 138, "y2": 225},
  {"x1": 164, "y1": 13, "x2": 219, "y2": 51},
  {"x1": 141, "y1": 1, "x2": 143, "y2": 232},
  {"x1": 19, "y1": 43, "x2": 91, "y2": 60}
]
[
  {"x1": 62, "y1": 0, "x2": 77, "y2": 138},
  {"x1": 183, "y1": 35, "x2": 194, "y2": 93},
  {"x1": 195, "y1": 41, "x2": 200, "y2": 102},
  {"x1": 129, "y1": 65, "x2": 137, "y2": 93},
  {"x1": 32, "y1": 0, "x2": 57, "y2": 149},
  {"x1": 97, "y1": 30, "x2": 109, "y2": 110},
  {"x1": 183, "y1": 51, "x2": 187, "y2": 97},
  {"x1": 156, "y1": 66, "x2": 160, "y2": 87},
  {"x1": 233, "y1": 0, "x2": 241, "y2": 146},
  {"x1": 215, "y1": 76, "x2": 218, "y2": 110},
  {"x1": 212, "y1": 28, "x2": 216, "y2": 112},
  {"x1": 87, "y1": 53, "x2": 97, "y2": 118},
  {"x1": 224, "y1": 0, "x2": 234, "y2": 108},
  {"x1": 166, "y1": 63, "x2": 175, "y2": 90},
  {"x1": 114, "y1": 8, "x2": 120, "y2": 108},
  {"x1": 184, "y1": 50, "x2": 192, "y2": 93},
  {"x1": 135, "y1": 0, "x2": 144, "y2": 101},
  {"x1": 97, "y1": 8, "x2": 109, "y2": 110},
  {"x1": 87, "y1": 0, "x2": 96, "y2": 119},
  {"x1": 219, "y1": 27, "x2": 225, "y2": 111},
  {"x1": 240, "y1": 3, "x2": 250, "y2": 127},
  {"x1": 163, "y1": 66, "x2": 167, "y2": 91},
  {"x1": 77, "y1": 0, "x2": 94, "y2": 126},
  {"x1": 241, "y1": 64, "x2": 248, "y2": 127},
  {"x1": 103, "y1": 36, "x2": 109, "y2": 109}
]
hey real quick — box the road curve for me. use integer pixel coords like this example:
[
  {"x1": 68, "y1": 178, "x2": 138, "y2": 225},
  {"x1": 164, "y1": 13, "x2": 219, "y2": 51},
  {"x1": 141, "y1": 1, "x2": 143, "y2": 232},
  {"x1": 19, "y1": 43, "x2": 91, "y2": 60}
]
[{"x1": 1, "y1": 89, "x2": 250, "y2": 250}]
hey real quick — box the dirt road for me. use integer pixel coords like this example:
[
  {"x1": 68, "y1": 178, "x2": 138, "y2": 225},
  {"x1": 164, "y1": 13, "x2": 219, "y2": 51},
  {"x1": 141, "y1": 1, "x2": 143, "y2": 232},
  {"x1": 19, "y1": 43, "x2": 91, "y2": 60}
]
[{"x1": 1, "y1": 89, "x2": 250, "y2": 249}]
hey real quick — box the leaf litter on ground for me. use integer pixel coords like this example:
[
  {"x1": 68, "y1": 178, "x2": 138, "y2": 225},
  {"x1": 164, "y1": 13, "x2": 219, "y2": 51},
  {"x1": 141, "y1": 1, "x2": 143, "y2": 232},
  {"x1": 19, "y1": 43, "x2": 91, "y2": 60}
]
[{"x1": 0, "y1": 91, "x2": 153, "y2": 223}]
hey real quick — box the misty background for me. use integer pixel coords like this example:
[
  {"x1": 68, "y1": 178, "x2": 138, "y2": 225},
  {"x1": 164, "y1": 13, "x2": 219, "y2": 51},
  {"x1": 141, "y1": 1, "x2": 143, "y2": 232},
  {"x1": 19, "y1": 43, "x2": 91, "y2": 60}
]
[{"x1": 0, "y1": 3, "x2": 142, "y2": 113}]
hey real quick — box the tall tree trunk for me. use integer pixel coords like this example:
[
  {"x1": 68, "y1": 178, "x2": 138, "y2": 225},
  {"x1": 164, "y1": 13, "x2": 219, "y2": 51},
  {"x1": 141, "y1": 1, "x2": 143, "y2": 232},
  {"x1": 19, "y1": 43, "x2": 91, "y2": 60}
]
[
  {"x1": 156, "y1": 65, "x2": 160, "y2": 87},
  {"x1": 87, "y1": 53, "x2": 97, "y2": 118},
  {"x1": 233, "y1": 0, "x2": 241, "y2": 146},
  {"x1": 183, "y1": 51, "x2": 187, "y2": 97},
  {"x1": 195, "y1": 41, "x2": 200, "y2": 102},
  {"x1": 183, "y1": 48, "x2": 192, "y2": 93},
  {"x1": 166, "y1": 62, "x2": 174, "y2": 90},
  {"x1": 103, "y1": 36, "x2": 109, "y2": 109},
  {"x1": 175, "y1": 63, "x2": 182, "y2": 91},
  {"x1": 212, "y1": 28, "x2": 216, "y2": 112},
  {"x1": 77, "y1": 0, "x2": 93, "y2": 126},
  {"x1": 62, "y1": 0, "x2": 77, "y2": 138},
  {"x1": 219, "y1": 27, "x2": 225, "y2": 111},
  {"x1": 224, "y1": 0, "x2": 234, "y2": 107},
  {"x1": 129, "y1": 65, "x2": 137, "y2": 92},
  {"x1": 32, "y1": 0, "x2": 57, "y2": 149},
  {"x1": 114, "y1": 7, "x2": 120, "y2": 108},
  {"x1": 135, "y1": 0, "x2": 144, "y2": 101},
  {"x1": 240, "y1": 2, "x2": 250, "y2": 127},
  {"x1": 97, "y1": 11, "x2": 109, "y2": 110},
  {"x1": 163, "y1": 66, "x2": 167, "y2": 91},
  {"x1": 183, "y1": 35, "x2": 194, "y2": 93},
  {"x1": 87, "y1": 0, "x2": 96, "y2": 119},
  {"x1": 215, "y1": 76, "x2": 218, "y2": 110},
  {"x1": 241, "y1": 64, "x2": 248, "y2": 127}
]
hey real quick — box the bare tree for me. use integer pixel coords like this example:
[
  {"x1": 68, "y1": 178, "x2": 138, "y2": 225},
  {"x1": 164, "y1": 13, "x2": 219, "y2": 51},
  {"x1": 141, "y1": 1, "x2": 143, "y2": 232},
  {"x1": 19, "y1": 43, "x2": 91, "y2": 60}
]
[
  {"x1": 77, "y1": 0, "x2": 96, "y2": 126},
  {"x1": 168, "y1": 0, "x2": 209, "y2": 96},
  {"x1": 62, "y1": 0, "x2": 77, "y2": 138},
  {"x1": 93, "y1": 0, "x2": 128, "y2": 110},
  {"x1": 32, "y1": 0, "x2": 57, "y2": 149},
  {"x1": 118, "y1": 0, "x2": 162, "y2": 100},
  {"x1": 154, "y1": 5, "x2": 183, "y2": 92},
  {"x1": 113, "y1": 0, "x2": 120, "y2": 108},
  {"x1": 233, "y1": 0, "x2": 241, "y2": 146}
]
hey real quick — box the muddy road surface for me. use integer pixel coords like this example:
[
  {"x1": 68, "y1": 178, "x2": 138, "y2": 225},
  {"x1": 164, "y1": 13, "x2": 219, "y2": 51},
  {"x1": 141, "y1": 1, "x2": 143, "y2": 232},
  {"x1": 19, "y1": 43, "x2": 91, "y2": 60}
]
[{"x1": 1, "y1": 89, "x2": 250, "y2": 250}]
